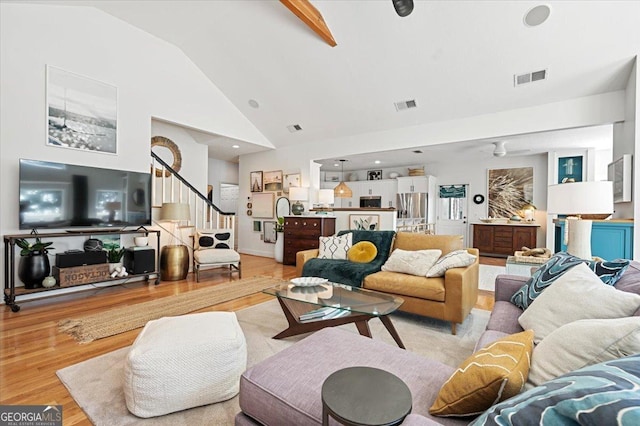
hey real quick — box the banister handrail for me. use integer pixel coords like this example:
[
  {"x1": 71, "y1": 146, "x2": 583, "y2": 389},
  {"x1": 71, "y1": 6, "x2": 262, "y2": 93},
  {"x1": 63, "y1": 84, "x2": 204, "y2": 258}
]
[{"x1": 151, "y1": 151, "x2": 234, "y2": 216}]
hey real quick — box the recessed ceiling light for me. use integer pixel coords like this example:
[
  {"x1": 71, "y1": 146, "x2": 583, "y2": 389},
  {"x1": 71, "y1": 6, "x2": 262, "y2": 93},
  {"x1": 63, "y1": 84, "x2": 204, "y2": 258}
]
[
  {"x1": 524, "y1": 5, "x2": 551, "y2": 27},
  {"x1": 232, "y1": 144, "x2": 240, "y2": 149},
  {"x1": 334, "y1": 163, "x2": 340, "y2": 167},
  {"x1": 374, "y1": 160, "x2": 381, "y2": 164},
  {"x1": 248, "y1": 99, "x2": 259, "y2": 108}
]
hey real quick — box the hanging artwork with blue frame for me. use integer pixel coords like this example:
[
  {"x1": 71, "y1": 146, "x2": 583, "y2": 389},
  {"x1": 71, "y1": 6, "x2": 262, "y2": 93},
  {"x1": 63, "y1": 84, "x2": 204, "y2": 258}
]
[{"x1": 558, "y1": 156, "x2": 583, "y2": 183}]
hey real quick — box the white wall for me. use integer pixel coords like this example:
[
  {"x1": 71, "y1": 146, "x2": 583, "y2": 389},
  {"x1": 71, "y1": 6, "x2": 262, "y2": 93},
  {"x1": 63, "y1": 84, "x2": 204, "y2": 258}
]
[
  {"x1": 0, "y1": 3, "x2": 269, "y2": 289},
  {"x1": 239, "y1": 92, "x2": 627, "y2": 257}
]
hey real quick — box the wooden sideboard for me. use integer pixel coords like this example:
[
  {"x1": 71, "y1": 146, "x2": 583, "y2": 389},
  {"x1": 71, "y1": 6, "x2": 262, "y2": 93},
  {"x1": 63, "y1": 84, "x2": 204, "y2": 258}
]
[
  {"x1": 472, "y1": 223, "x2": 539, "y2": 258},
  {"x1": 283, "y1": 216, "x2": 336, "y2": 266}
]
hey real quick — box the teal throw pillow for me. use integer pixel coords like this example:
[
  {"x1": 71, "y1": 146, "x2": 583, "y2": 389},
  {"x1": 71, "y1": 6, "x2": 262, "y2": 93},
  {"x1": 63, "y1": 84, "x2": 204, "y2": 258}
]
[
  {"x1": 471, "y1": 354, "x2": 640, "y2": 426},
  {"x1": 510, "y1": 252, "x2": 630, "y2": 310}
]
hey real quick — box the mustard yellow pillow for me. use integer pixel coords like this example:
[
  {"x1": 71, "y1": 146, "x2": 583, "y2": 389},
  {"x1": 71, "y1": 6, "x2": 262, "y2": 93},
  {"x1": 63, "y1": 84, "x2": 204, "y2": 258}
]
[
  {"x1": 429, "y1": 330, "x2": 534, "y2": 417},
  {"x1": 347, "y1": 241, "x2": 378, "y2": 263}
]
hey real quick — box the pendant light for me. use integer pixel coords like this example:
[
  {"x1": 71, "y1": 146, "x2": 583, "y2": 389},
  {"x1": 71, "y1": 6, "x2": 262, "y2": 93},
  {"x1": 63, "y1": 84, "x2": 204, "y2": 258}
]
[{"x1": 334, "y1": 159, "x2": 353, "y2": 198}]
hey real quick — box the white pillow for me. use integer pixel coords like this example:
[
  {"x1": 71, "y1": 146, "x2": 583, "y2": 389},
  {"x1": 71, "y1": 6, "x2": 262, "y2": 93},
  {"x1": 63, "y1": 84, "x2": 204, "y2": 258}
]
[
  {"x1": 426, "y1": 249, "x2": 476, "y2": 277},
  {"x1": 518, "y1": 263, "x2": 640, "y2": 344},
  {"x1": 527, "y1": 317, "x2": 640, "y2": 387},
  {"x1": 381, "y1": 249, "x2": 442, "y2": 276},
  {"x1": 318, "y1": 233, "x2": 352, "y2": 260}
]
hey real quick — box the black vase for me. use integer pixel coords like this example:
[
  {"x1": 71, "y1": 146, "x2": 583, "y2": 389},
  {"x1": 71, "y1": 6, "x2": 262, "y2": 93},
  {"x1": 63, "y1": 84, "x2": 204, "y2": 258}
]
[{"x1": 18, "y1": 254, "x2": 50, "y2": 289}]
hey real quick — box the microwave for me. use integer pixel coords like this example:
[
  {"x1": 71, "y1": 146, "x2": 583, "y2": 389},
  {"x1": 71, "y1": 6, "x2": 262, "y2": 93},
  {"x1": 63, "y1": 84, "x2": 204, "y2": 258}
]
[{"x1": 360, "y1": 196, "x2": 382, "y2": 208}]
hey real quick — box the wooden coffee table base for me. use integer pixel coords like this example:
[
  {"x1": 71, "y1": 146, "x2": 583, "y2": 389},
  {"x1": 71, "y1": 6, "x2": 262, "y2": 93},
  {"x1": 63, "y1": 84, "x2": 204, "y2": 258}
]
[{"x1": 273, "y1": 297, "x2": 406, "y2": 349}]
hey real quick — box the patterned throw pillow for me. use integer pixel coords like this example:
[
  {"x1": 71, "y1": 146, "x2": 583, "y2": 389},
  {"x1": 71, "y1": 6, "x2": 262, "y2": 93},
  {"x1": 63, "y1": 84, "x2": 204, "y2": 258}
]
[
  {"x1": 381, "y1": 249, "x2": 441, "y2": 276},
  {"x1": 429, "y1": 330, "x2": 534, "y2": 417},
  {"x1": 318, "y1": 233, "x2": 352, "y2": 260},
  {"x1": 195, "y1": 230, "x2": 233, "y2": 250},
  {"x1": 510, "y1": 252, "x2": 630, "y2": 310},
  {"x1": 426, "y1": 249, "x2": 476, "y2": 278},
  {"x1": 471, "y1": 354, "x2": 640, "y2": 426}
]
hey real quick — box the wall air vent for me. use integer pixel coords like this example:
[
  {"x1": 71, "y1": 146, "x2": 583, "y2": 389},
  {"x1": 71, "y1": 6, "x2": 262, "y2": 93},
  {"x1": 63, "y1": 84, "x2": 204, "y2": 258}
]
[
  {"x1": 514, "y1": 69, "x2": 547, "y2": 86},
  {"x1": 394, "y1": 99, "x2": 417, "y2": 111},
  {"x1": 287, "y1": 124, "x2": 303, "y2": 133}
]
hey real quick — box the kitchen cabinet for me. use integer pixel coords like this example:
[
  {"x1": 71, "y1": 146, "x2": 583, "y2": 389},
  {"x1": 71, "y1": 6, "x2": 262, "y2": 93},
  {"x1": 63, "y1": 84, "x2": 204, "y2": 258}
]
[
  {"x1": 472, "y1": 223, "x2": 538, "y2": 257},
  {"x1": 397, "y1": 176, "x2": 431, "y2": 193},
  {"x1": 283, "y1": 216, "x2": 336, "y2": 265}
]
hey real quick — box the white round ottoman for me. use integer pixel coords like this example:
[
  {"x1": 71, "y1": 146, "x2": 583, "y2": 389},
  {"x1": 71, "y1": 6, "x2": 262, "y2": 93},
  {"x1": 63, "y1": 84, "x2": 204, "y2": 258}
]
[{"x1": 123, "y1": 311, "x2": 247, "y2": 418}]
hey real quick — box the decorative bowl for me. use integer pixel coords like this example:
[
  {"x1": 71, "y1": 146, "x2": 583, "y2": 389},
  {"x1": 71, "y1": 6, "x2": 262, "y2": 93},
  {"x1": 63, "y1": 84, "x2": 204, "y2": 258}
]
[
  {"x1": 479, "y1": 218, "x2": 493, "y2": 223},
  {"x1": 134, "y1": 236, "x2": 149, "y2": 247},
  {"x1": 389, "y1": 172, "x2": 400, "y2": 179},
  {"x1": 290, "y1": 277, "x2": 329, "y2": 287}
]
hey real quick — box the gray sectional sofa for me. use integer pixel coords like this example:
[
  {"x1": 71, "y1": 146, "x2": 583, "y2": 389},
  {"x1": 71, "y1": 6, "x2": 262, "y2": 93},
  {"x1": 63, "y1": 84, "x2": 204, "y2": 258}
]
[{"x1": 235, "y1": 260, "x2": 640, "y2": 425}]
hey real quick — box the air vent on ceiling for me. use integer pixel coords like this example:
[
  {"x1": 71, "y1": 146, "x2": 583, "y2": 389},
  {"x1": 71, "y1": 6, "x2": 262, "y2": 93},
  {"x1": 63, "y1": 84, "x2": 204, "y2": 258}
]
[
  {"x1": 412, "y1": 150, "x2": 423, "y2": 154},
  {"x1": 287, "y1": 124, "x2": 303, "y2": 133},
  {"x1": 394, "y1": 99, "x2": 417, "y2": 111},
  {"x1": 514, "y1": 69, "x2": 547, "y2": 86}
]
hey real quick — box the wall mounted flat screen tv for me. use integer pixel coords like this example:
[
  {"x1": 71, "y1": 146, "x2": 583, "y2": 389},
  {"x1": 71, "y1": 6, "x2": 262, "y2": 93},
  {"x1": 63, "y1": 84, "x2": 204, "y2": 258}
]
[{"x1": 19, "y1": 159, "x2": 152, "y2": 230}]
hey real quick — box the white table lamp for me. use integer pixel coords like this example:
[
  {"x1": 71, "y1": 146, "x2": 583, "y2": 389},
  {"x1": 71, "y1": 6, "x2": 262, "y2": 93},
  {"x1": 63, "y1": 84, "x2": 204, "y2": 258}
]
[
  {"x1": 547, "y1": 181, "x2": 613, "y2": 259},
  {"x1": 318, "y1": 189, "x2": 335, "y2": 208},
  {"x1": 290, "y1": 187, "x2": 309, "y2": 215}
]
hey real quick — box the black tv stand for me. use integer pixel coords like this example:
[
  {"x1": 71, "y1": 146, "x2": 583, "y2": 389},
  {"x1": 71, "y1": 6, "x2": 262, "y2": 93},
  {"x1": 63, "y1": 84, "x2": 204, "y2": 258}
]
[{"x1": 4, "y1": 229, "x2": 161, "y2": 312}]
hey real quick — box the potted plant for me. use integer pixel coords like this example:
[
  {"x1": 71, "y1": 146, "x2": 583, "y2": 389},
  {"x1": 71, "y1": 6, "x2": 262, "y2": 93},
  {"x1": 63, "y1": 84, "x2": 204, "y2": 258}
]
[
  {"x1": 107, "y1": 247, "x2": 125, "y2": 273},
  {"x1": 274, "y1": 217, "x2": 285, "y2": 263},
  {"x1": 15, "y1": 237, "x2": 55, "y2": 289}
]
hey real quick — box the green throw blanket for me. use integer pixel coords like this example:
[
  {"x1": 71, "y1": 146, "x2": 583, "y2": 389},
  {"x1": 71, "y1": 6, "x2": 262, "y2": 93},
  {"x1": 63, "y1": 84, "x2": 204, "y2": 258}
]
[{"x1": 301, "y1": 230, "x2": 396, "y2": 287}]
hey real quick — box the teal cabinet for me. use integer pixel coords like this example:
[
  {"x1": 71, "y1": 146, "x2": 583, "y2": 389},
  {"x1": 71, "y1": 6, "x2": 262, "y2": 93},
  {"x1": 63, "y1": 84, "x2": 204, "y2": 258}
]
[{"x1": 554, "y1": 220, "x2": 634, "y2": 260}]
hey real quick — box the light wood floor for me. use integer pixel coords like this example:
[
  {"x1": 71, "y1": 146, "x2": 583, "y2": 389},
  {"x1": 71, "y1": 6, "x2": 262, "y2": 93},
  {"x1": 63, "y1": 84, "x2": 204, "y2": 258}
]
[{"x1": 0, "y1": 255, "x2": 500, "y2": 425}]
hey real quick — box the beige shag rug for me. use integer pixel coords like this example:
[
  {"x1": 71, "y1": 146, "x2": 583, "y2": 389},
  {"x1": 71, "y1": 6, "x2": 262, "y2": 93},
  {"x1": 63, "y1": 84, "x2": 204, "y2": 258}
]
[
  {"x1": 58, "y1": 276, "x2": 286, "y2": 343},
  {"x1": 56, "y1": 299, "x2": 490, "y2": 425}
]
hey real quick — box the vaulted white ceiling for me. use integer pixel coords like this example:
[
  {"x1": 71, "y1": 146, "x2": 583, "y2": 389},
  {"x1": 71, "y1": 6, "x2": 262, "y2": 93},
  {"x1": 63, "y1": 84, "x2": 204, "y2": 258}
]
[{"x1": 15, "y1": 0, "x2": 640, "y2": 162}]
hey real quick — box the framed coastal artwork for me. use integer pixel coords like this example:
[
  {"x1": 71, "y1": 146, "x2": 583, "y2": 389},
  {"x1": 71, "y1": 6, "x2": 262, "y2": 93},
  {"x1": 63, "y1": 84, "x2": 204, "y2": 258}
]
[
  {"x1": 250, "y1": 171, "x2": 263, "y2": 192},
  {"x1": 283, "y1": 173, "x2": 301, "y2": 194},
  {"x1": 263, "y1": 221, "x2": 277, "y2": 243},
  {"x1": 252, "y1": 192, "x2": 274, "y2": 218},
  {"x1": 263, "y1": 170, "x2": 283, "y2": 192},
  {"x1": 487, "y1": 167, "x2": 533, "y2": 218},
  {"x1": 349, "y1": 214, "x2": 380, "y2": 231},
  {"x1": 46, "y1": 65, "x2": 118, "y2": 154}
]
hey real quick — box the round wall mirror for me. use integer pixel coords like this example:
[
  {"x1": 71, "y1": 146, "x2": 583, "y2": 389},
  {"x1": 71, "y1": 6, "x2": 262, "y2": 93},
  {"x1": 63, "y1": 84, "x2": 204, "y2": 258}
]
[
  {"x1": 151, "y1": 136, "x2": 182, "y2": 177},
  {"x1": 276, "y1": 197, "x2": 291, "y2": 218}
]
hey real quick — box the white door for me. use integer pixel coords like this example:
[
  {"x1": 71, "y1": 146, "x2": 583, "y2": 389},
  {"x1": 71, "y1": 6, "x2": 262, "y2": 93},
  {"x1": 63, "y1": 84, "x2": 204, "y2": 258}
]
[{"x1": 435, "y1": 185, "x2": 469, "y2": 246}]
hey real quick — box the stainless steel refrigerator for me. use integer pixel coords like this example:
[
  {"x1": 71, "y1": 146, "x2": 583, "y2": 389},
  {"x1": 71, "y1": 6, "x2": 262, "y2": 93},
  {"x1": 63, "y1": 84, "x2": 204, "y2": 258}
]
[{"x1": 396, "y1": 192, "x2": 427, "y2": 221}]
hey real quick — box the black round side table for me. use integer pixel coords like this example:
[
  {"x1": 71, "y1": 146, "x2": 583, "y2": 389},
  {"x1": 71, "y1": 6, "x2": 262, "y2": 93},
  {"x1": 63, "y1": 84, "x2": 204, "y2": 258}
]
[{"x1": 321, "y1": 366, "x2": 412, "y2": 426}]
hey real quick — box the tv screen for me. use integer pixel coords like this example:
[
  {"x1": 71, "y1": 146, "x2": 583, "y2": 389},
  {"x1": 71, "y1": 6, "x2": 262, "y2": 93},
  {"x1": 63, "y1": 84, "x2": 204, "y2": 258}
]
[{"x1": 19, "y1": 159, "x2": 152, "y2": 230}]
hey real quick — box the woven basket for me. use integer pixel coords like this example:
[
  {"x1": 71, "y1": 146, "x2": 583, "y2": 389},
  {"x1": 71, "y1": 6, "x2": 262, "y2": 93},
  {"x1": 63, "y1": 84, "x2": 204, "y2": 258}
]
[{"x1": 408, "y1": 167, "x2": 425, "y2": 176}]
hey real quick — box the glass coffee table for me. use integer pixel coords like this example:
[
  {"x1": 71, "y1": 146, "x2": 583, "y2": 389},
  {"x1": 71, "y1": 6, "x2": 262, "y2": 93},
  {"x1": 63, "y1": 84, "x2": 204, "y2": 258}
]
[{"x1": 263, "y1": 279, "x2": 406, "y2": 348}]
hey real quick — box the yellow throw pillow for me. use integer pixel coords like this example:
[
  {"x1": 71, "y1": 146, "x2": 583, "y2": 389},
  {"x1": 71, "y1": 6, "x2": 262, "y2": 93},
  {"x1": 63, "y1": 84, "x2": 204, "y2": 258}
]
[
  {"x1": 347, "y1": 241, "x2": 378, "y2": 263},
  {"x1": 429, "y1": 330, "x2": 534, "y2": 417}
]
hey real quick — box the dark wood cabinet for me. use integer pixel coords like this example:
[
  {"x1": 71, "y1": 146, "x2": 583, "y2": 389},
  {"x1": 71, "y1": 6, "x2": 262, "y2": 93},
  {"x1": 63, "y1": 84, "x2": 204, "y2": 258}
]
[
  {"x1": 283, "y1": 216, "x2": 336, "y2": 266},
  {"x1": 472, "y1": 224, "x2": 538, "y2": 257}
]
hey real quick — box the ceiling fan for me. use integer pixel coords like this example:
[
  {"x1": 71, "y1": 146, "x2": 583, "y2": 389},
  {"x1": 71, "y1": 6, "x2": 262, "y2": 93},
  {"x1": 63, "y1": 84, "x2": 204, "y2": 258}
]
[{"x1": 489, "y1": 141, "x2": 531, "y2": 157}]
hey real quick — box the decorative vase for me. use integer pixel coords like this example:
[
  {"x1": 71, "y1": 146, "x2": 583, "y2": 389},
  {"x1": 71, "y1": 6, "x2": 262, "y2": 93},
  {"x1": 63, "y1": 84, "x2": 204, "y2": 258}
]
[
  {"x1": 109, "y1": 262, "x2": 123, "y2": 273},
  {"x1": 18, "y1": 254, "x2": 50, "y2": 289},
  {"x1": 275, "y1": 232, "x2": 284, "y2": 263},
  {"x1": 42, "y1": 275, "x2": 56, "y2": 288}
]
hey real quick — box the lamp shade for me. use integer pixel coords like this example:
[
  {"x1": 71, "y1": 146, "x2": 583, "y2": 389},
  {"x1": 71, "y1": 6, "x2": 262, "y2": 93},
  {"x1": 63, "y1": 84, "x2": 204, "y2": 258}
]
[
  {"x1": 334, "y1": 182, "x2": 353, "y2": 198},
  {"x1": 160, "y1": 202, "x2": 190, "y2": 221},
  {"x1": 318, "y1": 189, "x2": 335, "y2": 206},
  {"x1": 289, "y1": 187, "x2": 309, "y2": 201},
  {"x1": 547, "y1": 181, "x2": 613, "y2": 216}
]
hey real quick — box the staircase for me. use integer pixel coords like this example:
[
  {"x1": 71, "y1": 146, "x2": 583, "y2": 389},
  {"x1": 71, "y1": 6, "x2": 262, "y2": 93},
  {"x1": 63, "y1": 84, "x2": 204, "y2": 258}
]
[{"x1": 150, "y1": 152, "x2": 236, "y2": 248}]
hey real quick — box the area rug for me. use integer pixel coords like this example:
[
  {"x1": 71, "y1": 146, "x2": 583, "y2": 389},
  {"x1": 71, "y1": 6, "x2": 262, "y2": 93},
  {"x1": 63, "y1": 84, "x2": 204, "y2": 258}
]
[
  {"x1": 58, "y1": 276, "x2": 287, "y2": 343},
  {"x1": 479, "y1": 264, "x2": 506, "y2": 292},
  {"x1": 57, "y1": 299, "x2": 490, "y2": 425}
]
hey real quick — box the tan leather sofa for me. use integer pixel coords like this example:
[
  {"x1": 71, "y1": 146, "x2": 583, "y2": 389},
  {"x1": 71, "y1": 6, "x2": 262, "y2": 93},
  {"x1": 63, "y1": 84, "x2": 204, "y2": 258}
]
[{"x1": 297, "y1": 232, "x2": 479, "y2": 335}]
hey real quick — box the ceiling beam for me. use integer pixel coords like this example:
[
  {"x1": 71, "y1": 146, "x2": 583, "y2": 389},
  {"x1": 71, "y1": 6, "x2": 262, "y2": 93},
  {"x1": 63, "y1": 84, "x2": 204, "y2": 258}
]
[{"x1": 280, "y1": 0, "x2": 337, "y2": 47}]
